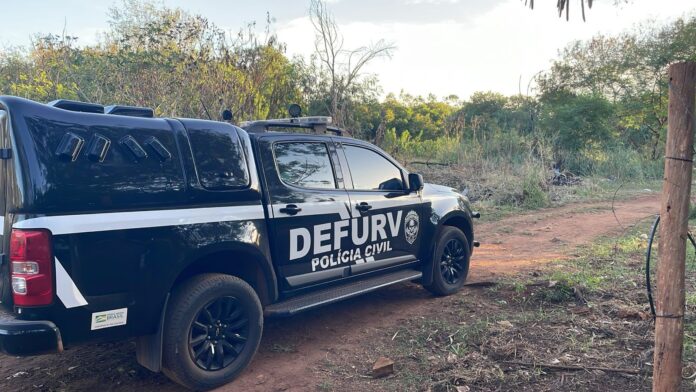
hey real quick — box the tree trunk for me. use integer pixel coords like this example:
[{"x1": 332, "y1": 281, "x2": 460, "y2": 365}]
[
  {"x1": 374, "y1": 110, "x2": 386, "y2": 147},
  {"x1": 653, "y1": 61, "x2": 696, "y2": 392}
]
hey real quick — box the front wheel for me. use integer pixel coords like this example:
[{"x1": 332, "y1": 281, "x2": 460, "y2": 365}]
[
  {"x1": 162, "y1": 273, "x2": 263, "y2": 390},
  {"x1": 425, "y1": 227, "x2": 470, "y2": 296}
]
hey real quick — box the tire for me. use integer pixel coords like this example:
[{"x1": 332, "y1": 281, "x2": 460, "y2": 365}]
[
  {"x1": 162, "y1": 273, "x2": 263, "y2": 391},
  {"x1": 425, "y1": 226, "x2": 471, "y2": 296}
]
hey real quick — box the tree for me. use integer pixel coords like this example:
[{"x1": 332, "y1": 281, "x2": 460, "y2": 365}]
[
  {"x1": 539, "y1": 92, "x2": 615, "y2": 152},
  {"x1": 537, "y1": 15, "x2": 696, "y2": 160},
  {"x1": 0, "y1": 0, "x2": 304, "y2": 121},
  {"x1": 308, "y1": 0, "x2": 394, "y2": 127}
]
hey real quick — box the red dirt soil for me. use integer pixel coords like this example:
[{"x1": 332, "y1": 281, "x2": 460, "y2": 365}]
[
  {"x1": 470, "y1": 194, "x2": 660, "y2": 281},
  {"x1": 0, "y1": 194, "x2": 661, "y2": 392}
]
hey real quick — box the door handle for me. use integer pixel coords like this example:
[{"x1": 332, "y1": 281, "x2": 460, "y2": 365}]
[
  {"x1": 279, "y1": 204, "x2": 302, "y2": 215},
  {"x1": 356, "y1": 202, "x2": 372, "y2": 212}
]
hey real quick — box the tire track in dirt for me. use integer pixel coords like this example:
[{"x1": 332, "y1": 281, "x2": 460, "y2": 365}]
[{"x1": 0, "y1": 193, "x2": 661, "y2": 392}]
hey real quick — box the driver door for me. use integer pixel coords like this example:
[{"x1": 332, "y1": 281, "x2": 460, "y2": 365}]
[{"x1": 335, "y1": 141, "x2": 425, "y2": 275}]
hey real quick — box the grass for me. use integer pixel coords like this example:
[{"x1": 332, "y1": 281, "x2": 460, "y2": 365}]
[
  {"x1": 394, "y1": 130, "x2": 662, "y2": 223},
  {"x1": 409, "y1": 151, "x2": 662, "y2": 225},
  {"x1": 314, "y1": 217, "x2": 696, "y2": 391},
  {"x1": 424, "y1": 165, "x2": 659, "y2": 225}
]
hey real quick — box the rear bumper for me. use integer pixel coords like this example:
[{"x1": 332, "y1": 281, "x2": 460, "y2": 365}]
[{"x1": 0, "y1": 307, "x2": 63, "y2": 356}]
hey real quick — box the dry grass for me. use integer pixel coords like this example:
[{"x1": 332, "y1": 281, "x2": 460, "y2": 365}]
[
  {"x1": 313, "y1": 222, "x2": 696, "y2": 391},
  {"x1": 410, "y1": 162, "x2": 660, "y2": 222}
]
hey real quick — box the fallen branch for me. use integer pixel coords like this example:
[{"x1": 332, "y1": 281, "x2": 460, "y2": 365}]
[
  {"x1": 407, "y1": 161, "x2": 451, "y2": 166},
  {"x1": 502, "y1": 360, "x2": 643, "y2": 375}
]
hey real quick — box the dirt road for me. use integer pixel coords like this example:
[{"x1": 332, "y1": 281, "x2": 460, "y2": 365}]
[
  {"x1": 471, "y1": 193, "x2": 660, "y2": 280},
  {"x1": 0, "y1": 193, "x2": 660, "y2": 392}
]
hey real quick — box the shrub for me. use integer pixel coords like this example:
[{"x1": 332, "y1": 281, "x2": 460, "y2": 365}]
[
  {"x1": 563, "y1": 145, "x2": 663, "y2": 181},
  {"x1": 521, "y1": 164, "x2": 550, "y2": 209}
]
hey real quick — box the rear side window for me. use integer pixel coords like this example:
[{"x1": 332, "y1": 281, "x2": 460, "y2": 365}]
[
  {"x1": 187, "y1": 126, "x2": 250, "y2": 190},
  {"x1": 343, "y1": 145, "x2": 404, "y2": 191},
  {"x1": 274, "y1": 142, "x2": 337, "y2": 189}
]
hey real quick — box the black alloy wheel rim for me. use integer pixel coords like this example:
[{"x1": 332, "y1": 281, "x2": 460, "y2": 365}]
[
  {"x1": 189, "y1": 296, "x2": 249, "y2": 371},
  {"x1": 440, "y1": 238, "x2": 466, "y2": 285}
]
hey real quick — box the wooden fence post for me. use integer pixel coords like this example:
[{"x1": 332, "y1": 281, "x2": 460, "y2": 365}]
[{"x1": 653, "y1": 61, "x2": 696, "y2": 391}]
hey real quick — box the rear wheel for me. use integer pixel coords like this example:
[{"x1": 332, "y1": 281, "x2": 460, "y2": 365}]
[
  {"x1": 425, "y1": 227, "x2": 470, "y2": 296},
  {"x1": 162, "y1": 274, "x2": 262, "y2": 390}
]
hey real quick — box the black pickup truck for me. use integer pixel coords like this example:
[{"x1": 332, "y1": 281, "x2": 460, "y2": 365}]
[{"x1": 0, "y1": 96, "x2": 478, "y2": 390}]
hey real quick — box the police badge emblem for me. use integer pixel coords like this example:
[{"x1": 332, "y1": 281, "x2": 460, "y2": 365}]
[{"x1": 404, "y1": 210, "x2": 419, "y2": 244}]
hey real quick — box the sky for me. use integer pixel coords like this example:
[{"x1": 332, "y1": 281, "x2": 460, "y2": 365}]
[{"x1": 1, "y1": 0, "x2": 694, "y2": 100}]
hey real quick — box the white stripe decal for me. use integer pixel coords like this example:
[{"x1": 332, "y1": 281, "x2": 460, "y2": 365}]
[
  {"x1": 363, "y1": 198, "x2": 421, "y2": 210},
  {"x1": 347, "y1": 197, "x2": 421, "y2": 215},
  {"x1": 55, "y1": 257, "x2": 88, "y2": 308},
  {"x1": 13, "y1": 205, "x2": 265, "y2": 235},
  {"x1": 0, "y1": 216, "x2": 4, "y2": 236},
  {"x1": 272, "y1": 201, "x2": 351, "y2": 220}
]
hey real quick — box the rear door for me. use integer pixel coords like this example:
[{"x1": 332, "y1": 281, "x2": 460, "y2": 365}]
[
  {"x1": 257, "y1": 135, "x2": 354, "y2": 289},
  {"x1": 336, "y1": 142, "x2": 425, "y2": 275}
]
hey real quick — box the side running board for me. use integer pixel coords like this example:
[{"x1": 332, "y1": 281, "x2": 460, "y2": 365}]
[{"x1": 265, "y1": 269, "x2": 422, "y2": 317}]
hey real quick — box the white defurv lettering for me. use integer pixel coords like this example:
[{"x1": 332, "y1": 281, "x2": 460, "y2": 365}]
[
  {"x1": 55, "y1": 257, "x2": 88, "y2": 308},
  {"x1": 351, "y1": 216, "x2": 369, "y2": 245},
  {"x1": 90, "y1": 308, "x2": 128, "y2": 330},
  {"x1": 387, "y1": 211, "x2": 402, "y2": 238},
  {"x1": 314, "y1": 223, "x2": 332, "y2": 254},
  {"x1": 333, "y1": 219, "x2": 349, "y2": 249},
  {"x1": 12, "y1": 205, "x2": 265, "y2": 235},
  {"x1": 289, "y1": 210, "x2": 416, "y2": 272},
  {"x1": 371, "y1": 214, "x2": 387, "y2": 242},
  {"x1": 290, "y1": 228, "x2": 311, "y2": 260}
]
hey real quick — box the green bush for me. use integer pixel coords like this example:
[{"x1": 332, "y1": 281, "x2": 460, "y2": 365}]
[
  {"x1": 564, "y1": 145, "x2": 663, "y2": 181},
  {"x1": 521, "y1": 164, "x2": 549, "y2": 209}
]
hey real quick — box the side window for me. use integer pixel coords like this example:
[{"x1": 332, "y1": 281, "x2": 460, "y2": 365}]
[
  {"x1": 187, "y1": 126, "x2": 250, "y2": 190},
  {"x1": 274, "y1": 142, "x2": 337, "y2": 189},
  {"x1": 343, "y1": 145, "x2": 404, "y2": 191}
]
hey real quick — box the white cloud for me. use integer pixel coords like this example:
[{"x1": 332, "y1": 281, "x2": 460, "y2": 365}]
[{"x1": 277, "y1": 0, "x2": 694, "y2": 100}]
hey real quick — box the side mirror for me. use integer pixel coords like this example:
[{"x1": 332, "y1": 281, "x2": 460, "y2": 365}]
[{"x1": 408, "y1": 173, "x2": 424, "y2": 192}]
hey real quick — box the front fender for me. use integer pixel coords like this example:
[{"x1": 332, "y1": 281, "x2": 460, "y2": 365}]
[{"x1": 421, "y1": 198, "x2": 475, "y2": 286}]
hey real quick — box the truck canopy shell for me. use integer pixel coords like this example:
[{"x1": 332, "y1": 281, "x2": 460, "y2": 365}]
[{"x1": 0, "y1": 96, "x2": 251, "y2": 214}]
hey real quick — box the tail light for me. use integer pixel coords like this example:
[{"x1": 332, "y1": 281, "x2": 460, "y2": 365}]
[{"x1": 10, "y1": 229, "x2": 53, "y2": 306}]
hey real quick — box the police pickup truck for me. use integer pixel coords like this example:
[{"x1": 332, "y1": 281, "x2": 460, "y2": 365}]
[{"x1": 0, "y1": 96, "x2": 478, "y2": 390}]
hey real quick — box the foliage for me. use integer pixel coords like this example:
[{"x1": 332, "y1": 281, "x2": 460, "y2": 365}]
[
  {"x1": 0, "y1": 0, "x2": 692, "y2": 193},
  {"x1": 0, "y1": 0, "x2": 300, "y2": 121},
  {"x1": 305, "y1": 0, "x2": 393, "y2": 128},
  {"x1": 539, "y1": 92, "x2": 615, "y2": 152},
  {"x1": 537, "y1": 15, "x2": 696, "y2": 160}
]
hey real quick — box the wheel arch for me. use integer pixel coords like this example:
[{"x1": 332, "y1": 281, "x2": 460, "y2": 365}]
[
  {"x1": 440, "y1": 212, "x2": 474, "y2": 249},
  {"x1": 422, "y1": 211, "x2": 474, "y2": 286},
  {"x1": 171, "y1": 243, "x2": 278, "y2": 306}
]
